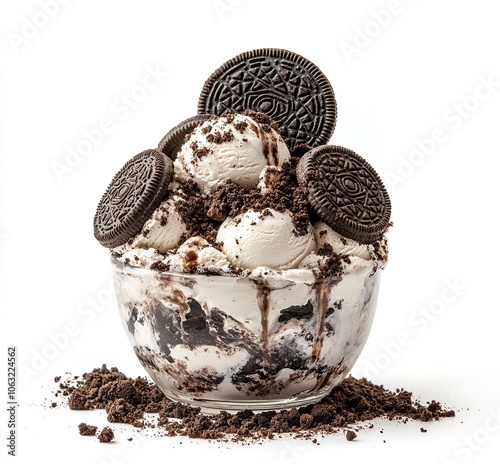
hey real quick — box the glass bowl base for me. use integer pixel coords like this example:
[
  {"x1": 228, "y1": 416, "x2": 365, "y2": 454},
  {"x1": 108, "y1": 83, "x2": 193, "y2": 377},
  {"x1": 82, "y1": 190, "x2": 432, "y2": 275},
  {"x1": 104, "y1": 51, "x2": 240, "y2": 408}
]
[{"x1": 164, "y1": 390, "x2": 332, "y2": 414}]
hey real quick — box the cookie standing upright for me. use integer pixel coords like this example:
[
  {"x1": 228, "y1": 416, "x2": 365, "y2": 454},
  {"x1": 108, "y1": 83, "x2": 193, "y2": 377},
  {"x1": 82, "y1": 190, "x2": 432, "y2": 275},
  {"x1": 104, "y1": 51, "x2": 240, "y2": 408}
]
[{"x1": 198, "y1": 48, "x2": 337, "y2": 151}]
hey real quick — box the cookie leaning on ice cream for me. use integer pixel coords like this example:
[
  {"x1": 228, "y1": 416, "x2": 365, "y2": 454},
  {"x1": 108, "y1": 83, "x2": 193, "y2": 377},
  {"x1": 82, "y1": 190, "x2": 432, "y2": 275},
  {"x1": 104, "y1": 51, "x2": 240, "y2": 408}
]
[
  {"x1": 297, "y1": 145, "x2": 391, "y2": 244},
  {"x1": 157, "y1": 114, "x2": 211, "y2": 161},
  {"x1": 93, "y1": 149, "x2": 173, "y2": 248}
]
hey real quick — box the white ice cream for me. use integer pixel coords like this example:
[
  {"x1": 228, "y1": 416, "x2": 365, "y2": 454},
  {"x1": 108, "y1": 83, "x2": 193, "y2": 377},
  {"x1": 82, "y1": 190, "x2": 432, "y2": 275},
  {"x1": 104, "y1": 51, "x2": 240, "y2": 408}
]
[
  {"x1": 216, "y1": 208, "x2": 316, "y2": 271},
  {"x1": 257, "y1": 166, "x2": 282, "y2": 194},
  {"x1": 112, "y1": 255, "x2": 382, "y2": 408},
  {"x1": 115, "y1": 236, "x2": 233, "y2": 274},
  {"x1": 314, "y1": 222, "x2": 386, "y2": 261},
  {"x1": 161, "y1": 237, "x2": 232, "y2": 274},
  {"x1": 174, "y1": 113, "x2": 290, "y2": 193},
  {"x1": 115, "y1": 246, "x2": 163, "y2": 268},
  {"x1": 130, "y1": 196, "x2": 187, "y2": 253}
]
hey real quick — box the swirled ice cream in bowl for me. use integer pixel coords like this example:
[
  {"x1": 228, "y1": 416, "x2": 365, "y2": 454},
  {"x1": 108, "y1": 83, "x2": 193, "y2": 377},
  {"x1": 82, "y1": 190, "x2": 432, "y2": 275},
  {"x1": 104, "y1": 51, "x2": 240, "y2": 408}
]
[{"x1": 93, "y1": 50, "x2": 391, "y2": 412}]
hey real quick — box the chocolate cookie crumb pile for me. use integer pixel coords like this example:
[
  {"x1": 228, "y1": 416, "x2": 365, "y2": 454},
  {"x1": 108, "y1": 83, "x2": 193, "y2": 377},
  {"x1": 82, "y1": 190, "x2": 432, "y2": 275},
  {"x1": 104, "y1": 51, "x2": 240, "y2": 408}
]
[{"x1": 54, "y1": 365, "x2": 454, "y2": 443}]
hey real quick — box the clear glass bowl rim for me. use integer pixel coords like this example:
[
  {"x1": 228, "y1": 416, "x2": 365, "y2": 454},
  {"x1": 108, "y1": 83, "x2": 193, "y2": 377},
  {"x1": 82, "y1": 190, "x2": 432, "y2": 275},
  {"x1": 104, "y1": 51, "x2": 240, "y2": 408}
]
[{"x1": 110, "y1": 256, "x2": 346, "y2": 285}]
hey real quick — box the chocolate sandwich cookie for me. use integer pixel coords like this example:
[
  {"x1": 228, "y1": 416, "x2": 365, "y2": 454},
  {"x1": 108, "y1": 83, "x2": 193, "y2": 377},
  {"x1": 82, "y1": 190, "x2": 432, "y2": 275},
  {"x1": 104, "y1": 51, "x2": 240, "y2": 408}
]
[
  {"x1": 94, "y1": 149, "x2": 173, "y2": 248},
  {"x1": 297, "y1": 145, "x2": 391, "y2": 243},
  {"x1": 158, "y1": 114, "x2": 211, "y2": 160},
  {"x1": 198, "y1": 48, "x2": 337, "y2": 151}
]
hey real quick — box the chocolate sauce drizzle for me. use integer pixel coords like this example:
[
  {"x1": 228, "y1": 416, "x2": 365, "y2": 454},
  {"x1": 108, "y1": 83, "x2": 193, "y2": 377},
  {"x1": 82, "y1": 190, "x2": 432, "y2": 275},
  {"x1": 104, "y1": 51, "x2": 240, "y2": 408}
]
[
  {"x1": 310, "y1": 277, "x2": 340, "y2": 364},
  {"x1": 247, "y1": 119, "x2": 279, "y2": 166},
  {"x1": 253, "y1": 275, "x2": 340, "y2": 368},
  {"x1": 252, "y1": 279, "x2": 271, "y2": 353}
]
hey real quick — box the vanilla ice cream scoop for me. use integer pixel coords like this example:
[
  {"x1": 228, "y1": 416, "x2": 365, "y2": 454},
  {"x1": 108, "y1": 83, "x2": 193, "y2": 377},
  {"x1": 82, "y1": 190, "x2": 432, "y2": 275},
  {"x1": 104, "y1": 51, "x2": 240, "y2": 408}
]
[
  {"x1": 217, "y1": 209, "x2": 316, "y2": 271},
  {"x1": 314, "y1": 222, "x2": 386, "y2": 261},
  {"x1": 130, "y1": 196, "x2": 187, "y2": 253},
  {"x1": 174, "y1": 113, "x2": 290, "y2": 192},
  {"x1": 161, "y1": 236, "x2": 232, "y2": 274},
  {"x1": 257, "y1": 166, "x2": 282, "y2": 194}
]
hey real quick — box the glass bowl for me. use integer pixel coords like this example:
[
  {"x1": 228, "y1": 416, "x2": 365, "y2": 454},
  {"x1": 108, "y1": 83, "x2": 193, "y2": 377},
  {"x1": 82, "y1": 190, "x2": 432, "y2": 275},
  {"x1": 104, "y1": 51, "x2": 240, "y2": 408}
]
[{"x1": 112, "y1": 257, "x2": 382, "y2": 412}]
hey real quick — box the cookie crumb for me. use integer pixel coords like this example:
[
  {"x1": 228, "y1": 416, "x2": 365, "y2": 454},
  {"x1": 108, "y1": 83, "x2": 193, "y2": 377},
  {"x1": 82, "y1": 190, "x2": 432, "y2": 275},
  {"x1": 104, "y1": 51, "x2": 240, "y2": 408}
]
[
  {"x1": 98, "y1": 426, "x2": 114, "y2": 443},
  {"x1": 55, "y1": 366, "x2": 456, "y2": 443},
  {"x1": 346, "y1": 430, "x2": 357, "y2": 441},
  {"x1": 78, "y1": 423, "x2": 97, "y2": 436}
]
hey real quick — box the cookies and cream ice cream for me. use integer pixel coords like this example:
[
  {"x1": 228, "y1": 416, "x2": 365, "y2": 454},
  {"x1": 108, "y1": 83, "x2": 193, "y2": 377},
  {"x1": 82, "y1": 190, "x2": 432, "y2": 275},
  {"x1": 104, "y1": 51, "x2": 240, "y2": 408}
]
[
  {"x1": 128, "y1": 195, "x2": 188, "y2": 253},
  {"x1": 111, "y1": 111, "x2": 388, "y2": 276},
  {"x1": 216, "y1": 209, "x2": 316, "y2": 271},
  {"x1": 94, "y1": 48, "x2": 392, "y2": 411},
  {"x1": 104, "y1": 112, "x2": 390, "y2": 410},
  {"x1": 174, "y1": 112, "x2": 290, "y2": 193}
]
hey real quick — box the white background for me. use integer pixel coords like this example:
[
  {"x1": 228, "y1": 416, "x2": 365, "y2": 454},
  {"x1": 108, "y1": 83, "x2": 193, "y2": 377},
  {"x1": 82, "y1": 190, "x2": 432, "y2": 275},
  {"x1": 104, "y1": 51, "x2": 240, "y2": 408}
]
[{"x1": 1, "y1": 0, "x2": 500, "y2": 462}]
